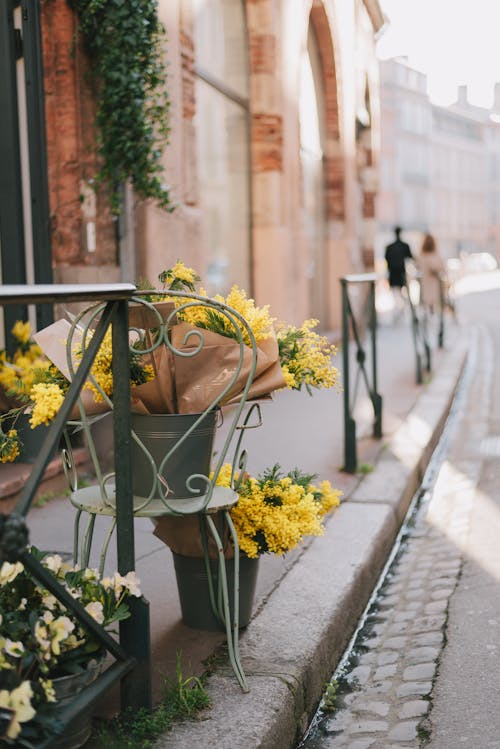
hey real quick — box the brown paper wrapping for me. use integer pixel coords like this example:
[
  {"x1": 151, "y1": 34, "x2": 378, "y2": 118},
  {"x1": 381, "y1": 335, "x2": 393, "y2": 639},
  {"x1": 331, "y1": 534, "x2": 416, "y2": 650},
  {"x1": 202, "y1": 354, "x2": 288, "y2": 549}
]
[
  {"x1": 33, "y1": 312, "x2": 286, "y2": 418},
  {"x1": 128, "y1": 300, "x2": 177, "y2": 329},
  {"x1": 33, "y1": 319, "x2": 81, "y2": 381},
  {"x1": 171, "y1": 323, "x2": 286, "y2": 414},
  {"x1": 153, "y1": 514, "x2": 234, "y2": 559},
  {"x1": 130, "y1": 345, "x2": 177, "y2": 414}
]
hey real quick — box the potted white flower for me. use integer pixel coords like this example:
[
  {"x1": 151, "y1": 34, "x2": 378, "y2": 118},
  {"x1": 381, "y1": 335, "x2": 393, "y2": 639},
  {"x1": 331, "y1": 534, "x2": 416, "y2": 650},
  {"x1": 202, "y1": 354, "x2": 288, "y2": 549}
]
[{"x1": 0, "y1": 548, "x2": 141, "y2": 747}]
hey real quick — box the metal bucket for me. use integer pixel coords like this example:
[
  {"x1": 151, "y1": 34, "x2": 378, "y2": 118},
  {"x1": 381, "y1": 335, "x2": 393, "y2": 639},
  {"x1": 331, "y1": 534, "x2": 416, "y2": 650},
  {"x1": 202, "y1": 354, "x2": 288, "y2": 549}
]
[
  {"x1": 7, "y1": 413, "x2": 55, "y2": 464},
  {"x1": 172, "y1": 552, "x2": 259, "y2": 630},
  {"x1": 131, "y1": 410, "x2": 217, "y2": 501}
]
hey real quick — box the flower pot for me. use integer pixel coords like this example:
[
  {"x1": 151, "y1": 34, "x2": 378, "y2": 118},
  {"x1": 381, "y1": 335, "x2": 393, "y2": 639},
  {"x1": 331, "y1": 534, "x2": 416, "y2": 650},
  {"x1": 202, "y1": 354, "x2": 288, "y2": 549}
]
[
  {"x1": 172, "y1": 552, "x2": 259, "y2": 631},
  {"x1": 131, "y1": 410, "x2": 217, "y2": 502},
  {"x1": 10, "y1": 413, "x2": 55, "y2": 464},
  {"x1": 50, "y1": 659, "x2": 104, "y2": 749}
]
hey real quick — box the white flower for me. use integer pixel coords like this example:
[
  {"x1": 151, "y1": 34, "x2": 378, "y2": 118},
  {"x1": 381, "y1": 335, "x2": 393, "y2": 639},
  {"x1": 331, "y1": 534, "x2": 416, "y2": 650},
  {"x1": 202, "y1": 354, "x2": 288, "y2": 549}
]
[
  {"x1": 107, "y1": 570, "x2": 141, "y2": 599},
  {"x1": 48, "y1": 616, "x2": 75, "y2": 656},
  {"x1": 44, "y1": 554, "x2": 63, "y2": 574},
  {"x1": 84, "y1": 601, "x2": 104, "y2": 624},
  {"x1": 0, "y1": 561, "x2": 24, "y2": 586},
  {"x1": 83, "y1": 567, "x2": 100, "y2": 581},
  {"x1": 122, "y1": 571, "x2": 141, "y2": 597},
  {"x1": 42, "y1": 610, "x2": 54, "y2": 624},
  {"x1": 4, "y1": 639, "x2": 24, "y2": 658},
  {"x1": 0, "y1": 681, "x2": 36, "y2": 739},
  {"x1": 101, "y1": 576, "x2": 112, "y2": 591},
  {"x1": 34, "y1": 621, "x2": 51, "y2": 657},
  {"x1": 40, "y1": 679, "x2": 56, "y2": 703},
  {"x1": 41, "y1": 593, "x2": 57, "y2": 610},
  {"x1": 17, "y1": 597, "x2": 27, "y2": 611}
]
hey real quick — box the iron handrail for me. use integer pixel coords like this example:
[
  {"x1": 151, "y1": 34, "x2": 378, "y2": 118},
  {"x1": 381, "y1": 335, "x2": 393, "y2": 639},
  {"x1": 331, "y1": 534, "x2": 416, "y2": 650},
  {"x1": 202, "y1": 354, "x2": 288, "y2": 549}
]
[
  {"x1": 0, "y1": 281, "x2": 261, "y2": 742},
  {"x1": 406, "y1": 269, "x2": 446, "y2": 383},
  {"x1": 340, "y1": 274, "x2": 382, "y2": 474},
  {"x1": 0, "y1": 283, "x2": 149, "y2": 745},
  {"x1": 405, "y1": 280, "x2": 431, "y2": 384}
]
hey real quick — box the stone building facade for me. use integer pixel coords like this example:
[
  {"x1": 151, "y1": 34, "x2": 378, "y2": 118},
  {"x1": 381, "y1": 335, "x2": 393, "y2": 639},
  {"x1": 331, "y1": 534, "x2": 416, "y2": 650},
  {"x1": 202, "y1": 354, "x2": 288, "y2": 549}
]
[
  {"x1": 2, "y1": 0, "x2": 384, "y2": 336},
  {"x1": 376, "y1": 57, "x2": 500, "y2": 264}
]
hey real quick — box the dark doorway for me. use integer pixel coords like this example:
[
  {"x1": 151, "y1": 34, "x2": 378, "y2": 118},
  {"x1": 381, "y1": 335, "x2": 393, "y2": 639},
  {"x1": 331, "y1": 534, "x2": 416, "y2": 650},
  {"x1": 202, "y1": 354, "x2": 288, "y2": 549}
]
[{"x1": 0, "y1": 0, "x2": 52, "y2": 350}]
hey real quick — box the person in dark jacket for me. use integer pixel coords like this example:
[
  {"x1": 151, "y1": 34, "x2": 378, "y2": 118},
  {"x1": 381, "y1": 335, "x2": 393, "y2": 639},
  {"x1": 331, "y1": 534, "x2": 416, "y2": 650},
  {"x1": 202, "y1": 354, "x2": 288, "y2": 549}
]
[
  {"x1": 384, "y1": 226, "x2": 413, "y2": 321},
  {"x1": 385, "y1": 226, "x2": 413, "y2": 288}
]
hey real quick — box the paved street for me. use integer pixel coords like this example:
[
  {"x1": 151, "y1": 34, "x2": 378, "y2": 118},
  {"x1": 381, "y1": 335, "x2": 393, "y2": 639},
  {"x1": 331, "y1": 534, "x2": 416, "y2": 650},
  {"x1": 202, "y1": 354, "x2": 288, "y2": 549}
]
[{"x1": 298, "y1": 271, "x2": 500, "y2": 749}]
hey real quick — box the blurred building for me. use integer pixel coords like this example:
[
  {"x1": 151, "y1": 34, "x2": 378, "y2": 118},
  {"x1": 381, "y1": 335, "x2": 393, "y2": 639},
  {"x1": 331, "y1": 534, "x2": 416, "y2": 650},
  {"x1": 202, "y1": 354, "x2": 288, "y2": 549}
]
[
  {"x1": 0, "y1": 0, "x2": 385, "y2": 341},
  {"x1": 376, "y1": 56, "x2": 500, "y2": 264}
]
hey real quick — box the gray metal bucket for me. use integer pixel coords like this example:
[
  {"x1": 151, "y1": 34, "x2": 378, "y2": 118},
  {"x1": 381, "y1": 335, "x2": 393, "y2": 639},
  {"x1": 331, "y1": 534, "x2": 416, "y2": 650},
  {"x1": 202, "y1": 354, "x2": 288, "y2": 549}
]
[
  {"x1": 131, "y1": 410, "x2": 217, "y2": 500},
  {"x1": 172, "y1": 552, "x2": 259, "y2": 630},
  {"x1": 8, "y1": 413, "x2": 55, "y2": 463}
]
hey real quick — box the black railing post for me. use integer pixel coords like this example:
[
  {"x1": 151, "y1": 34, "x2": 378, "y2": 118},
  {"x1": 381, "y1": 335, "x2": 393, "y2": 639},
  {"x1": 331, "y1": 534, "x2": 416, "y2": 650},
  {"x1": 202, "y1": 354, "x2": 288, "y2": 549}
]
[
  {"x1": 112, "y1": 299, "x2": 152, "y2": 711},
  {"x1": 438, "y1": 276, "x2": 445, "y2": 348},
  {"x1": 406, "y1": 280, "x2": 431, "y2": 385},
  {"x1": 341, "y1": 278, "x2": 357, "y2": 473},
  {"x1": 370, "y1": 280, "x2": 382, "y2": 439},
  {"x1": 341, "y1": 274, "x2": 382, "y2": 474}
]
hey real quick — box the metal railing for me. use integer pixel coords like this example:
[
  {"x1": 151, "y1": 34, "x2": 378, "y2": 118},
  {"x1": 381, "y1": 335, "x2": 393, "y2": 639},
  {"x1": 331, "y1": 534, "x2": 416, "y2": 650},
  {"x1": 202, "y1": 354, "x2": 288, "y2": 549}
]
[
  {"x1": 340, "y1": 274, "x2": 382, "y2": 474},
  {"x1": 0, "y1": 282, "x2": 263, "y2": 743},
  {"x1": 405, "y1": 282, "x2": 431, "y2": 385},
  {"x1": 406, "y1": 273, "x2": 446, "y2": 384},
  {"x1": 0, "y1": 283, "x2": 151, "y2": 745}
]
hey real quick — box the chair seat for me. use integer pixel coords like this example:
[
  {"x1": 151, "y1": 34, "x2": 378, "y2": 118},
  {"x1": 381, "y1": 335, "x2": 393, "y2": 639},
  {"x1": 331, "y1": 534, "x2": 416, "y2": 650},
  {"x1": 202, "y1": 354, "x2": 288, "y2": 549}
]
[{"x1": 69, "y1": 484, "x2": 239, "y2": 517}]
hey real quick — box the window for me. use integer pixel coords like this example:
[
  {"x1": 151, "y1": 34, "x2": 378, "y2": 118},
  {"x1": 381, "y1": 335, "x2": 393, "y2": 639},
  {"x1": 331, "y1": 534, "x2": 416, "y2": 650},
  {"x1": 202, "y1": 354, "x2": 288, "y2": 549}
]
[
  {"x1": 193, "y1": 0, "x2": 251, "y2": 295},
  {"x1": 300, "y1": 23, "x2": 327, "y2": 321}
]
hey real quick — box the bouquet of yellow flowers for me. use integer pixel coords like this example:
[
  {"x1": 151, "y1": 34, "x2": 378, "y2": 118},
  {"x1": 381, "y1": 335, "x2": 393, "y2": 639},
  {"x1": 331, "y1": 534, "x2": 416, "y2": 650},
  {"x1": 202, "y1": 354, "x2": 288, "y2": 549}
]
[
  {"x1": 0, "y1": 322, "x2": 153, "y2": 464},
  {"x1": 133, "y1": 261, "x2": 340, "y2": 414},
  {"x1": 222, "y1": 463, "x2": 342, "y2": 558},
  {"x1": 154, "y1": 462, "x2": 342, "y2": 559}
]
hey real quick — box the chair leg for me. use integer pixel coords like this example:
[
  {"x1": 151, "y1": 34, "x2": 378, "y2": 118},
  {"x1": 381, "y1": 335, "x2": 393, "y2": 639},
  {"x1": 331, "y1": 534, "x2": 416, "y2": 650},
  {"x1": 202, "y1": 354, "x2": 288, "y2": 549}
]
[
  {"x1": 225, "y1": 512, "x2": 243, "y2": 676},
  {"x1": 205, "y1": 515, "x2": 249, "y2": 692},
  {"x1": 99, "y1": 518, "x2": 117, "y2": 577},
  {"x1": 81, "y1": 513, "x2": 96, "y2": 569},
  {"x1": 199, "y1": 518, "x2": 224, "y2": 627},
  {"x1": 73, "y1": 509, "x2": 83, "y2": 567}
]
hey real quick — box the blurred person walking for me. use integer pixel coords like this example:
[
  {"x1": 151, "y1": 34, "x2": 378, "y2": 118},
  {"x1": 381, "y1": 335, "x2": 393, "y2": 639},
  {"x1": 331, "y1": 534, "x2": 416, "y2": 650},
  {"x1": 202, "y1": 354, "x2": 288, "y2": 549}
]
[
  {"x1": 384, "y1": 225, "x2": 413, "y2": 321},
  {"x1": 418, "y1": 233, "x2": 446, "y2": 314}
]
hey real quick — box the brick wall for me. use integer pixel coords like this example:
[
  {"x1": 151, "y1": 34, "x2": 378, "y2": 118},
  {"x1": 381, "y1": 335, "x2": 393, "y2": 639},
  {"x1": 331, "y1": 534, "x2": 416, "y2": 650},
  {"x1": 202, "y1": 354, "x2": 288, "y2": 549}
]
[{"x1": 41, "y1": 2, "x2": 117, "y2": 269}]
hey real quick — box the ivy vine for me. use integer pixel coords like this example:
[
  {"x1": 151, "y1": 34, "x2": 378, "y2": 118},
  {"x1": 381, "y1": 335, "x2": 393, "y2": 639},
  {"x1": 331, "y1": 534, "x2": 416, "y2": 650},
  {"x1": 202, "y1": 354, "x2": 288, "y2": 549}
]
[{"x1": 70, "y1": 0, "x2": 173, "y2": 214}]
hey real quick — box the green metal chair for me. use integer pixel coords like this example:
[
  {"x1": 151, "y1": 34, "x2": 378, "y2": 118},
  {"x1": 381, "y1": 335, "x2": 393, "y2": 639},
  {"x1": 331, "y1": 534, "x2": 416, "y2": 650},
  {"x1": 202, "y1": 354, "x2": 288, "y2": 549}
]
[{"x1": 60, "y1": 291, "x2": 263, "y2": 692}]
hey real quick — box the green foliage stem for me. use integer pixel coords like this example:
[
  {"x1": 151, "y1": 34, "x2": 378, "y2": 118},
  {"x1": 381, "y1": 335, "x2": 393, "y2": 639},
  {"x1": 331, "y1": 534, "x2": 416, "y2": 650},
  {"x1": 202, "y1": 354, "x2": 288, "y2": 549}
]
[{"x1": 71, "y1": 0, "x2": 173, "y2": 214}]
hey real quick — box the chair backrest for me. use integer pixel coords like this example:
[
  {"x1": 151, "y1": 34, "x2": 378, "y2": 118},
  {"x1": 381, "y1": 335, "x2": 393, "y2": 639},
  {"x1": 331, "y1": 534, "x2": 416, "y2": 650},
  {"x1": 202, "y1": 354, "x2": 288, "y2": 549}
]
[{"x1": 61, "y1": 291, "x2": 261, "y2": 516}]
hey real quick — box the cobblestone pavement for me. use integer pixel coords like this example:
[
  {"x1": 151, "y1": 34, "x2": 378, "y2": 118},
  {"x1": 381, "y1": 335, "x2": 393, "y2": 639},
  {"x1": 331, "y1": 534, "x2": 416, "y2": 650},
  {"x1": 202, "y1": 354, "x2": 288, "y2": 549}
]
[{"x1": 299, "y1": 325, "x2": 485, "y2": 749}]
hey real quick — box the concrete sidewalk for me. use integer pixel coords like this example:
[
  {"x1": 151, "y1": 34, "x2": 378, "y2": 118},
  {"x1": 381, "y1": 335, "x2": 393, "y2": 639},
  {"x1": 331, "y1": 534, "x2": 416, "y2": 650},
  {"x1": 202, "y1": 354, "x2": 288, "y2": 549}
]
[{"x1": 0, "y1": 311, "x2": 468, "y2": 749}]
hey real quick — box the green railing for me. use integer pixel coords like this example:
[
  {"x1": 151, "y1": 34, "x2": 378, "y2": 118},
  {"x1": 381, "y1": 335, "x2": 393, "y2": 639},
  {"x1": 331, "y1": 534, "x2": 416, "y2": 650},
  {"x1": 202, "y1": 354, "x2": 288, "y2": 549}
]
[
  {"x1": 406, "y1": 273, "x2": 446, "y2": 384},
  {"x1": 0, "y1": 282, "x2": 261, "y2": 744},
  {"x1": 406, "y1": 280, "x2": 431, "y2": 385},
  {"x1": 340, "y1": 274, "x2": 382, "y2": 474},
  {"x1": 0, "y1": 283, "x2": 151, "y2": 746}
]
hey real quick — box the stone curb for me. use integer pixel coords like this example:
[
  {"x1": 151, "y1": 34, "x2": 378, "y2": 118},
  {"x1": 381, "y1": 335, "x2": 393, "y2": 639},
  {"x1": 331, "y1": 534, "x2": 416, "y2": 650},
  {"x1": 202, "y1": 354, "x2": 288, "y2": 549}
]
[{"x1": 155, "y1": 333, "x2": 469, "y2": 749}]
